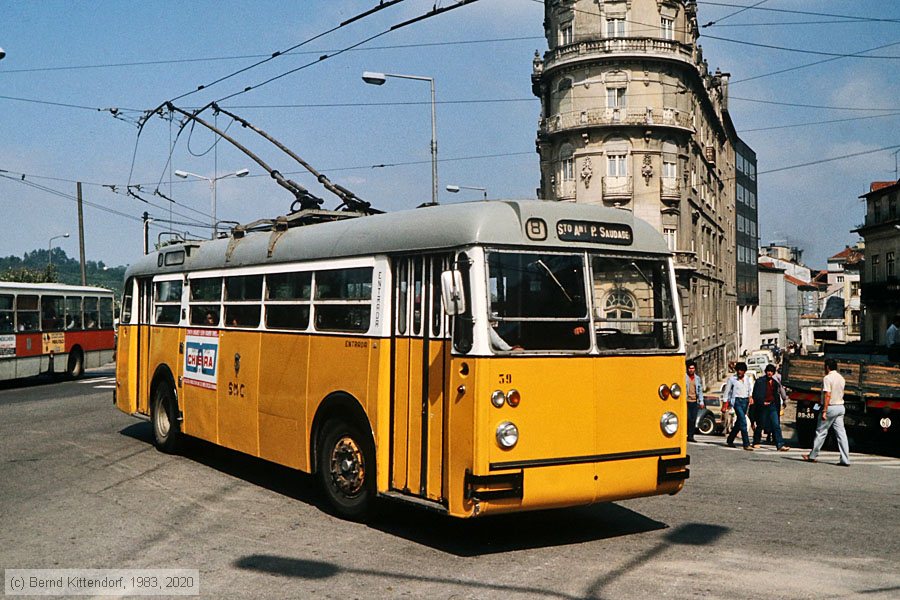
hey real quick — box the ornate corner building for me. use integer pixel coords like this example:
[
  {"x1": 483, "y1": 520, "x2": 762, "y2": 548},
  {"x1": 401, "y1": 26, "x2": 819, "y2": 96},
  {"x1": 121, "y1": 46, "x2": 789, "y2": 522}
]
[{"x1": 532, "y1": 0, "x2": 754, "y2": 382}]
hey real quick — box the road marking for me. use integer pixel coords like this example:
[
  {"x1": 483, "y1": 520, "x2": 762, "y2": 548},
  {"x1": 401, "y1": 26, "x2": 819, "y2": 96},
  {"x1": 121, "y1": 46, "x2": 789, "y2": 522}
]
[
  {"x1": 94, "y1": 385, "x2": 116, "y2": 389},
  {"x1": 80, "y1": 377, "x2": 115, "y2": 384},
  {"x1": 696, "y1": 436, "x2": 900, "y2": 469}
]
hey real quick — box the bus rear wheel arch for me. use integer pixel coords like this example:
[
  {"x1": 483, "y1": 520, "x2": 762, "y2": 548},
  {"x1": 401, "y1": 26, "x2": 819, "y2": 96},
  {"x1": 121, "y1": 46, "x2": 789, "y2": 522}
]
[{"x1": 151, "y1": 375, "x2": 183, "y2": 454}]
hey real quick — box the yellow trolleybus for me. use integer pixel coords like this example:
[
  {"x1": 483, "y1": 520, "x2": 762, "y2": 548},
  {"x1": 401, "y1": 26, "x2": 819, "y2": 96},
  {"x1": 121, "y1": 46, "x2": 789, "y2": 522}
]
[{"x1": 114, "y1": 199, "x2": 688, "y2": 518}]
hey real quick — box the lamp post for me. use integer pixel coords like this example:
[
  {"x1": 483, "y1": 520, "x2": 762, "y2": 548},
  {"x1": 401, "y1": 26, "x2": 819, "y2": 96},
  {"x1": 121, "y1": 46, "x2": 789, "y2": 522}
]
[
  {"x1": 174, "y1": 168, "x2": 250, "y2": 239},
  {"x1": 48, "y1": 233, "x2": 70, "y2": 267},
  {"x1": 362, "y1": 70, "x2": 438, "y2": 206},
  {"x1": 446, "y1": 184, "x2": 487, "y2": 200}
]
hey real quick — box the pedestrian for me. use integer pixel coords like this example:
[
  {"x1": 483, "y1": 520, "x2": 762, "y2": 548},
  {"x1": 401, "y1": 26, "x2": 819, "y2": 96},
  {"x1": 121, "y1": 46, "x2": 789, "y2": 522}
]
[
  {"x1": 685, "y1": 360, "x2": 704, "y2": 442},
  {"x1": 724, "y1": 362, "x2": 755, "y2": 451},
  {"x1": 751, "y1": 364, "x2": 790, "y2": 451},
  {"x1": 803, "y1": 358, "x2": 850, "y2": 466}
]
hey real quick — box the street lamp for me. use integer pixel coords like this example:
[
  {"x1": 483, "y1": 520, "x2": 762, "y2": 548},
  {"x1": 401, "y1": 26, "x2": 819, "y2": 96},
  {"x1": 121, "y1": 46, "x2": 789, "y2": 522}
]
[
  {"x1": 174, "y1": 168, "x2": 250, "y2": 239},
  {"x1": 446, "y1": 184, "x2": 487, "y2": 200},
  {"x1": 48, "y1": 233, "x2": 70, "y2": 267},
  {"x1": 362, "y1": 70, "x2": 438, "y2": 206}
]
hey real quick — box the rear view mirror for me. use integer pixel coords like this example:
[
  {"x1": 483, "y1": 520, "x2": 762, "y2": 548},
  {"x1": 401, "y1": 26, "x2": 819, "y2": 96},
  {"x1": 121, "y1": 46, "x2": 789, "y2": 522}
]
[{"x1": 441, "y1": 270, "x2": 466, "y2": 316}]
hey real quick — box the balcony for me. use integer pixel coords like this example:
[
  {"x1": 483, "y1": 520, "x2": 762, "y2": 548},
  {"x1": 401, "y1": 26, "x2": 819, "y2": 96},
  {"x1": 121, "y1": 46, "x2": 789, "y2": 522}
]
[
  {"x1": 602, "y1": 176, "x2": 632, "y2": 207},
  {"x1": 539, "y1": 107, "x2": 692, "y2": 136},
  {"x1": 660, "y1": 177, "x2": 681, "y2": 213},
  {"x1": 544, "y1": 37, "x2": 695, "y2": 72}
]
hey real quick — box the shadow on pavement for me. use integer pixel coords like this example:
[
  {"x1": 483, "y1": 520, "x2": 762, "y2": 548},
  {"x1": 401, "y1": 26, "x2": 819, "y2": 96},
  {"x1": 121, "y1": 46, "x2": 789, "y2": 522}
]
[{"x1": 232, "y1": 523, "x2": 729, "y2": 599}]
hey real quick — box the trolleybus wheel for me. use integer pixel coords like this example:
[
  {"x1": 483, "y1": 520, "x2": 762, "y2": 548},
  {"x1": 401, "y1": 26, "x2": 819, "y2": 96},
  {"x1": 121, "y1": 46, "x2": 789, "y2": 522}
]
[
  {"x1": 152, "y1": 383, "x2": 183, "y2": 454},
  {"x1": 697, "y1": 414, "x2": 716, "y2": 436},
  {"x1": 66, "y1": 349, "x2": 84, "y2": 379},
  {"x1": 317, "y1": 418, "x2": 375, "y2": 520}
]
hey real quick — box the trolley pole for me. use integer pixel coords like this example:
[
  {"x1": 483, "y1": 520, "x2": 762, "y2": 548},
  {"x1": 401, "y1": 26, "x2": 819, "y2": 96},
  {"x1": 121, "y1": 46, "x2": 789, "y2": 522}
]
[
  {"x1": 76, "y1": 182, "x2": 86, "y2": 285},
  {"x1": 142, "y1": 212, "x2": 151, "y2": 255}
]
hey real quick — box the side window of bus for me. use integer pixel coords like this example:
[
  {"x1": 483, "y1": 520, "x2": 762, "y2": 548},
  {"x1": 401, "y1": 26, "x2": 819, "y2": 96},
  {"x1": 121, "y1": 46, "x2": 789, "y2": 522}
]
[
  {"x1": 83, "y1": 298, "x2": 99, "y2": 329},
  {"x1": 121, "y1": 278, "x2": 134, "y2": 325},
  {"x1": 99, "y1": 297, "x2": 114, "y2": 329},
  {"x1": 154, "y1": 280, "x2": 183, "y2": 325},
  {"x1": 189, "y1": 277, "x2": 222, "y2": 327},
  {"x1": 314, "y1": 267, "x2": 372, "y2": 333},
  {"x1": 0, "y1": 294, "x2": 14, "y2": 333},
  {"x1": 265, "y1": 272, "x2": 311, "y2": 330},
  {"x1": 224, "y1": 275, "x2": 262, "y2": 328},
  {"x1": 41, "y1": 296, "x2": 65, "y2": 332},
  {"x1": 16, "y1": 295, "x2": 39, "y2": 331},
  {"x1": 65, "y1": 297, "x2": 83, "y2": 330}
]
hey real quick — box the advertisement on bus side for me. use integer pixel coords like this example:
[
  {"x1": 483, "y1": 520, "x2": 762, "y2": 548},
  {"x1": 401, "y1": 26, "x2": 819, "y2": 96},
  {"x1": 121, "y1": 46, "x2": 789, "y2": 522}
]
[
  {"x1": 0, "y1": 334, "x2": 14, "y2": 357},
  {"x1": 184, "y1": 329, "x2": 219, "y2": 390}
]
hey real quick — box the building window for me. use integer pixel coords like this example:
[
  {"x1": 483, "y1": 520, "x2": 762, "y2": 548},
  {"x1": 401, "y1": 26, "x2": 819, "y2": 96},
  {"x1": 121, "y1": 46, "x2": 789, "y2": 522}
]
[
  {"x1": 871, "y1": 254, "x2": 880, "y2": 280},
  {"x1": 889, "y1": 252, "x2": 896, "y2": 278},
  {"x1": 606, "y1": 87, "x2": 626, "y2": 108},
  {"x1": 661, "y1": 18, "x2": 674, "y2": 40},
  {"x1": 890, "y1": 196, "x2": 897, "y2": 219},
  {"x1": 606, "y1": 18, "x2": 625, "y2": 38},
  {"x1": 662, "y1": 160, "x2": 676, "y2": 179},
  {"x1": 607, "y1": 154, "x2": 627, "y2": 177},
  {"x1": 663, "y1": 227, "x2": 677, "y2": 251},
  {"x1": 559, "y1": 22, "x2": 574, "y2": 46},
  {"x1": 737, "y1": 215, "x2": 745, "y2": 233},
  {"x1": 850, "y1": 281, "x2": 860, "y2": 296},
  {"x1": 837, "y1": 275, "x2": 844, "y2": 283},
  {"x1": 561, "y1": 157, "x2": 575, "y2": 181}
]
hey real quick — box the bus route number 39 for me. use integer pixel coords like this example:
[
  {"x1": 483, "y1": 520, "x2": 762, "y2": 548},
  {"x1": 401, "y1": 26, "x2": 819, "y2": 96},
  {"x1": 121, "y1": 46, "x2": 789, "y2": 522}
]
[{"x1": 227, "y1": 382, "x2": 246, "y2": 398}]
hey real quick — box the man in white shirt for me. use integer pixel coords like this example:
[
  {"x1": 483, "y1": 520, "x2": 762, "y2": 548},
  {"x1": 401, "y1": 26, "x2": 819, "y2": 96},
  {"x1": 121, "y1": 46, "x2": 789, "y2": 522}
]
[
  {"x1": 803, "y1": 358, "x2": 850, "y2": 466},
  {"x1": 724, "y1": 362, "x2": 755, "y2": 451}
]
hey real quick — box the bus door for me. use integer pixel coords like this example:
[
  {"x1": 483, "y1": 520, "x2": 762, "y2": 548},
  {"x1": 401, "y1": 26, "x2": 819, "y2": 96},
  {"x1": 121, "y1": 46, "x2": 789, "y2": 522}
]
[
  {"x1": 135, "y1": 277, "x2": 153, "y2": 414},
  {"x1": 115, "y1": 278, "x2": 140, "y2": 414},
  {"x1": 391, "y1": 255, "x2": 451, "y2": 502}
]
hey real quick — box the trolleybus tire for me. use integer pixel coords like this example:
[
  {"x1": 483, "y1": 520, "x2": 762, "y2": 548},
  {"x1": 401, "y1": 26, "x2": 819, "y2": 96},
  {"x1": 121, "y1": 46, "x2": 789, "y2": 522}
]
[
  {"x1": 317, "y1": 418, "x2": 375, "y2": 520},
  {"x1": 697, "y1": 413, "x2": 716, "y2": 436},
  {"x1": 151, "y1": 383, "x2": 183, "y2": 454},
  {"x1": 66, "y1": 348, "x2": 84, "y2": 379}
]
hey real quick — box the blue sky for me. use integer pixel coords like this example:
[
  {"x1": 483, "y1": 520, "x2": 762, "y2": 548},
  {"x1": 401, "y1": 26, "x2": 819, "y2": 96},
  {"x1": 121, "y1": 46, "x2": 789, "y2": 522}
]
[{"x1": 1, "y1": 0, "x2": 898, "y2": 269}]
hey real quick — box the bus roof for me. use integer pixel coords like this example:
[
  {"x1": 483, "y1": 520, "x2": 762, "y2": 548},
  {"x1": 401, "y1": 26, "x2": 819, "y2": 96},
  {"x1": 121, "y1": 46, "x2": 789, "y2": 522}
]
[
  {"x1": 0, "y1": 281, "x2": 114, "y2": 295},
  {"x1": 127, "y1": 199, "x2": 670, "y2": 277}
]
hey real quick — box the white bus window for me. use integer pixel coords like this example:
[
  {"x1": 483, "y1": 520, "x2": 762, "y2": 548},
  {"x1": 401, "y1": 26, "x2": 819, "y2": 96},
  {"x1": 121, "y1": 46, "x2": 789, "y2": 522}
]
[
  {"x1": 153, "y1": 281, "x2": 182, "y2": 325},
  {"x1": 65, "y1": 297, "x2": 83, "y2": 330},
  {"x1": 314, "y1": 268, "x2": 372, "y2": 333},
  {"x1": 99, "y1": 298, "x2": 114, "y2": 329},
  {"x1": 84, "y1": 297, "x2": 99, "y2": 329},
  {"x1": 41, "y1": 296, "x2": 65, "y2": 332},
  {"x1": 224, "y1": 275, "x2": 262, "y2": 328},
  {"x1": 265, "y1": 272, "x2": 311, "y2": 330},
  {"x1": 16, "y1": 295, "x2": 39, "y2": 331},
  {"x1": 0, "y1": 295, "x2": 14, "y2": 333},
  {"x1": 189, "y1": 277, "x2": 222, "y2": 327}
]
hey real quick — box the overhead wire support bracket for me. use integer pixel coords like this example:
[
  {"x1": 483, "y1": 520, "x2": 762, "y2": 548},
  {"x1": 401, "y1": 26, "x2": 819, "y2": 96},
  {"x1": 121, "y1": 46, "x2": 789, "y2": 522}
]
[
  {"x1": 164, "y1": 102, "x2": 325, "y2": 211},
  {"x1": 210, "y1": 103, "x2": 381, "y2": 214}
]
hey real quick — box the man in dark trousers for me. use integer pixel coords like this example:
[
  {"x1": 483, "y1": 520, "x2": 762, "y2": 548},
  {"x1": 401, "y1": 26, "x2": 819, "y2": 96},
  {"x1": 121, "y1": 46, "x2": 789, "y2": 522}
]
[{"x1": 751, "y1": 364, "x2": 790, "y2": 451}]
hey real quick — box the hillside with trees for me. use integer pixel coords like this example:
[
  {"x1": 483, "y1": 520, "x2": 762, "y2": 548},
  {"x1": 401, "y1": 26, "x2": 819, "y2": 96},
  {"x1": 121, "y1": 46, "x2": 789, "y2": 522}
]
[{"x1": 0, "y1": 248, "x2": 127, "y2": 296}]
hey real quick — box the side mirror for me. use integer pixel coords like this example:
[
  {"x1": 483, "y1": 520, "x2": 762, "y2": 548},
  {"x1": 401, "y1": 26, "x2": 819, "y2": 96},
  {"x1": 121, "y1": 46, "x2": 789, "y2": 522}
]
[{"x1": 441, "y1": 270, "x2": 466, "y2": 316}]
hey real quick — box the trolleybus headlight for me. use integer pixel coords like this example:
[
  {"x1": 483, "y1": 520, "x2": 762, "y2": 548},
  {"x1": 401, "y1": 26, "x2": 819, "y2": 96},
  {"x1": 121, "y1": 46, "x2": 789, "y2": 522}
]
[
  {"x1": 506, "y1": 389, "x2": 521, "y2": 408},
  {"x1": 658, "y1": 384, "x2": 671, "y2": 400},
  {"x1": 660, "y1": 412, "x2": 679, "y2": 436},
  {"x1": 670, "y1": 383, "x2": 682, "y2": 399},
  {"x1": 496, "y1": 421, "x2": 519, "y2": 449},
  {"x1": 491, "y1": 390, "x2": 506, "y2": 408}
]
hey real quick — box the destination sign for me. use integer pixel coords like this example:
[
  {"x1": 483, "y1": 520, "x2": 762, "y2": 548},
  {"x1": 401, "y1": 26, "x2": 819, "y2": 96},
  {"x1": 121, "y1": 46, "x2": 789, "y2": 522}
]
[{"x1": 556, "y1": 220, "x2": 633, "y2": 245}]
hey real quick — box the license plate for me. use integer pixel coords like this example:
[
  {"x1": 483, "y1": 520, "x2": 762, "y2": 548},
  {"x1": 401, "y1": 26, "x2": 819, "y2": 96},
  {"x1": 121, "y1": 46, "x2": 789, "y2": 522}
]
[{"x1": 797, "y1": 410, "x2": 815, "y2": 420}]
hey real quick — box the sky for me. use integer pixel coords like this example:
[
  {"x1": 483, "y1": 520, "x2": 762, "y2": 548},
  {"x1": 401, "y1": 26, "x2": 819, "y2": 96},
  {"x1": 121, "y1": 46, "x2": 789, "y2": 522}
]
[{"x1": 1, "y1": 0, "x2": 898, "y2": 270}]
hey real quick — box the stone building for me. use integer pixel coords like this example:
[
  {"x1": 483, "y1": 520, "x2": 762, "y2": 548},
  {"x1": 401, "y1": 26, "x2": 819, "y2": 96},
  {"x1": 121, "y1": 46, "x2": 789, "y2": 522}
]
[
  {"x1": 854, "y1": 180, "x2": 900, "y2": 343},
  {"x1": 531, "y1": 0, "x2": 747, "y2": 381}
]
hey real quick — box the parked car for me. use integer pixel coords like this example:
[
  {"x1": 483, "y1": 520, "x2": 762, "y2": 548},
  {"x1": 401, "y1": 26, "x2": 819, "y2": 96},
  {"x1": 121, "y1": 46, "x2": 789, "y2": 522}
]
[{"x1": 696, "y1": 394, "x2": 725, "y2": 435}]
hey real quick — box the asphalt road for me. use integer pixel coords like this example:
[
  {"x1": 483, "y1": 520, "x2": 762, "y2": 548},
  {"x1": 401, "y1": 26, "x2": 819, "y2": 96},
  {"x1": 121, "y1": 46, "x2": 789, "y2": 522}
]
[{"x1": 1, "y1": 367, "x2": 899, "y2": 599}]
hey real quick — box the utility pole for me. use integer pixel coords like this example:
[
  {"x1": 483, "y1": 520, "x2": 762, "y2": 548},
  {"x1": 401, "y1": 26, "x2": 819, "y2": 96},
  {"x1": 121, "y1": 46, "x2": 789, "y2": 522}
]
[{"x1": 76, "y1": 182, "x2": 86, "y2": 285}]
